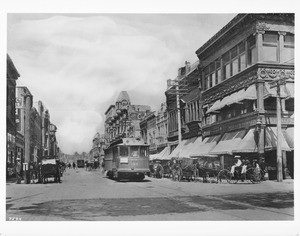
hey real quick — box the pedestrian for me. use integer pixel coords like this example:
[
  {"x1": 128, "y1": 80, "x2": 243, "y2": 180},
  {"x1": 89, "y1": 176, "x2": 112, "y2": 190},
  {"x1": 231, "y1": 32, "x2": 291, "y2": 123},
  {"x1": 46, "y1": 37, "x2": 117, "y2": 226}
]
[
  {"x1": 241, "y1": 159, "x2": 247, "y2": 175},
  {"x1": 230, "y1": 155, "x2": 242, "y2": 176},
  {"x1": 72, "y1": 162, "x2": 76, "y2": 169},
  {"x1": 29, "y1": 161, "x2": 34, "y2": 184},
  {"x1": 15, "y1": 158, "x2": 22, "y2": 184}
]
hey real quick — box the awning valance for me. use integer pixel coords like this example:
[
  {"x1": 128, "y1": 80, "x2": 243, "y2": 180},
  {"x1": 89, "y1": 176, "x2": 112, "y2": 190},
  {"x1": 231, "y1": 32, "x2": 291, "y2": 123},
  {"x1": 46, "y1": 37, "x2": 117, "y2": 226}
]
[
  {"x1": 209, "y1": 130, "x2": 247, "y2": 155},
  {"x1": 189, "y1": 135, "x2": 220, "y2": 157},
  {"x1": 207, "y1": 85, "x2": 256, "y2": 113}
]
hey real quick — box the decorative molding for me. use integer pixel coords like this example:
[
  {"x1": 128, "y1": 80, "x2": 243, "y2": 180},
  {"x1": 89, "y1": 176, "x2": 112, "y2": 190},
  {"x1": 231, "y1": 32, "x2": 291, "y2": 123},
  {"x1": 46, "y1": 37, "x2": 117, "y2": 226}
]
[
  {"x1": 255, "y1": 21, "x2": 270, "y2": 34},
  {"x1": 257, "y1": 68, "x2": 294, "y2": 80},
  {"x1": 278, "y1": 31, "x2": 287, "y2": 36},
  {"x1": 202, "y1": 69, "x2": 257, "y2": 104}
]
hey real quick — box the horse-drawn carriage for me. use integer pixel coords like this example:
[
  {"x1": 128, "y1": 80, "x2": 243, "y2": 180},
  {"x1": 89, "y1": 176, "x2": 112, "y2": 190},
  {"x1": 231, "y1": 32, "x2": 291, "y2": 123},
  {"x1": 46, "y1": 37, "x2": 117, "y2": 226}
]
[
  {"x1": 195, "y1": 157, "x2": 222, "y2": 183},
  {"x1": 40, "y1": 158, "x2": 61, "y2": 183},
  {"x1": 217, "y1": 165, "x2": 262, "y2": 184},
  {"x1": 170, "y1": 157, "x2": 198, "y2": 182}
]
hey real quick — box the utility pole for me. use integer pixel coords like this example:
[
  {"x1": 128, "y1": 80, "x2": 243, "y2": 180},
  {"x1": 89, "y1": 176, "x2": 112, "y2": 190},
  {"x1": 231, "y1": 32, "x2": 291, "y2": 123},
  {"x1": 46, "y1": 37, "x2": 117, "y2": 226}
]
[
  {"x1": 167, "y1": 78, "x2": 188, "y2": 150},
  {"x1": 176, "y1": 81, "x2": 182, "y2": 147},
  {"x1": 269, "y1": 77, "x2": 288, "y2": 182}
]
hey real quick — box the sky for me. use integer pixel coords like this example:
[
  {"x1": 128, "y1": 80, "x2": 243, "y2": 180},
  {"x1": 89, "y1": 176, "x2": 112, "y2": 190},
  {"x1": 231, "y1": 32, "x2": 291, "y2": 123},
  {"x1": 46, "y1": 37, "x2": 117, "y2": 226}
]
[{"x1": 8, "y1": 13, "x2": 237, "y2": 154}]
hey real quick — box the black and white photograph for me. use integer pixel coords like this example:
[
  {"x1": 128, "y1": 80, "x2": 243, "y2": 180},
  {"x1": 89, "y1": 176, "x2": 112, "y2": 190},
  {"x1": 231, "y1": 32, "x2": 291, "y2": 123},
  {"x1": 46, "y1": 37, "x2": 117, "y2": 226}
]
[{"x1": 1, "y1": 0, "x2": 299, "y2": 235}]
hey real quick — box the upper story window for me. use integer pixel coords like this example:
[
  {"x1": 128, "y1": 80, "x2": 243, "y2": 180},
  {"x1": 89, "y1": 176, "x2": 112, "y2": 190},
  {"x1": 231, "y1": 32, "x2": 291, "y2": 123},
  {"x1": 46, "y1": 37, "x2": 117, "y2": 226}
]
[
  {"x1": 248, "y1": 35, "x2": 257, "y2": 65},
  {"x1": 262, "y1": 32, "x2": 279, "y2": 62},
  {"x1": 223, "y1": 52, "x2": 230, "y2": 80},
  {"x1": 239, "y1": 42, "x2": 246, "y2": 71},
  {"x1": 282, "y1": 33, "x2": 294, "y2": 63}
]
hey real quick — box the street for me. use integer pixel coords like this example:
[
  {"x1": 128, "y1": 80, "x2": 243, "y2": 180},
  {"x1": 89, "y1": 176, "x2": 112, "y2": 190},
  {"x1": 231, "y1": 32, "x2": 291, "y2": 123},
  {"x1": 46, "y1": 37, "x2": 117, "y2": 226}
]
[{"x1": 6, "y1": 167, "x2": 294, "y2": 221}]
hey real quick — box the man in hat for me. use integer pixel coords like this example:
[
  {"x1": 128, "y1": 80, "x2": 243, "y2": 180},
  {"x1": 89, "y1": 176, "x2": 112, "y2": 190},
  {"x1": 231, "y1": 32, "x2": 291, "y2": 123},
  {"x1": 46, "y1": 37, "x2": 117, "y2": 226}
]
[
  {"x1": 231, "y1": 155, "x2": 242, "y2": 176},
  {"x1": 15, "y1": 158, "x2": 22, "y2": 184}
]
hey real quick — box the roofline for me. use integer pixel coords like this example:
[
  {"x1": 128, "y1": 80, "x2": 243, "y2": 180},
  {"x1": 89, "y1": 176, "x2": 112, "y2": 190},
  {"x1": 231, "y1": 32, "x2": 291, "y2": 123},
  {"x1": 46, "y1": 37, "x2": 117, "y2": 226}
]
[
  {"x1": 104, "y1": 105, "x2": 115, "y2": 115},
  {"x1": 195, "y1": 14, "x2": 247, "y2": 56}
]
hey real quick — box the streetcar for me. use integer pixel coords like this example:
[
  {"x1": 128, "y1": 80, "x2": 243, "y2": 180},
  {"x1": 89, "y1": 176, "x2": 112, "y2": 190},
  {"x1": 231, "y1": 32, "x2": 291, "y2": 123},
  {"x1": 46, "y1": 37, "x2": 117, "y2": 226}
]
[
  {"x1": 103, "y1": 137, "x2": 150, "y2": 181},
  {"x1": 77, "y1": 159, "x2": 85, "y2": 168}
]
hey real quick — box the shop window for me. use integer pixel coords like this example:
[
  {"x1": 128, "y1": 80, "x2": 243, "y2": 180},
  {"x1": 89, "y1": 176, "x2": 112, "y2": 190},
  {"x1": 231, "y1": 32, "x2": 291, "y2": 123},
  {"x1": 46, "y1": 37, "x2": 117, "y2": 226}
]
[
  {"x1": 262, "y1": 32, "x2": 278, "y2": 62},
  {"x1": 264, "y1": 97, "x2": 276, "y2": 110},
  {"x1": 282, "y1": 33, "x2": 294, "y2": 63},
  {"x1": 285, "y1": 98, "x2": 294, "y2": 111}
]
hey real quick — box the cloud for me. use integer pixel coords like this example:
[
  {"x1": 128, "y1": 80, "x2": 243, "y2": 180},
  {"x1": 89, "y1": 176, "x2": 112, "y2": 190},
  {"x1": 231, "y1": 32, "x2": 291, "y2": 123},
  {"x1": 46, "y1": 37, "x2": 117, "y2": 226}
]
[{"x1": 7, "y1": 14, "x2": 235, "y2": 154}]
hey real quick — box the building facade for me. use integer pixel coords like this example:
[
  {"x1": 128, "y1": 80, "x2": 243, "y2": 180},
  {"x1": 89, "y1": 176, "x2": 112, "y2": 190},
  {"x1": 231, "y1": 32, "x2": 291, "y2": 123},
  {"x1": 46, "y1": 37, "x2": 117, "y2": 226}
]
[
  {"x1": 140, "y1": 102, "x2": 169, "y2": 155},
  {"x1": 165, "y1": 14, "x2": 294, "y2": 179},
  {"x1": 6, "y1": 55, "x2": 20, "y2": 176},
  {"x1": 104, "y1": 91, "x2": 151, "y2": 144}
]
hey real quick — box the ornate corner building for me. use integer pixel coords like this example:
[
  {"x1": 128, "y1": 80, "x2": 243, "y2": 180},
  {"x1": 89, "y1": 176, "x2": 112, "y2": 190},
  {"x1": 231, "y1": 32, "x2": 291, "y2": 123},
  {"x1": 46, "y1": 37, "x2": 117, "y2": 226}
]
[
  {"x1": 104, "y1": 91, "x2": 151, "y2": 145},
  {"x1": 165, "y1": 13, "x2": 294, "y2": 179}
]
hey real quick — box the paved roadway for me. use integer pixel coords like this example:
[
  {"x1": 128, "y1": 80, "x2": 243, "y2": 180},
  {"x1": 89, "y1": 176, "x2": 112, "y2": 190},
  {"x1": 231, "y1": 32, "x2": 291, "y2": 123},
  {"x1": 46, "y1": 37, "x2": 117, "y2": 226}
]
[{"x1": 6, "y1": 167, "x2": 294, "y2": 221}]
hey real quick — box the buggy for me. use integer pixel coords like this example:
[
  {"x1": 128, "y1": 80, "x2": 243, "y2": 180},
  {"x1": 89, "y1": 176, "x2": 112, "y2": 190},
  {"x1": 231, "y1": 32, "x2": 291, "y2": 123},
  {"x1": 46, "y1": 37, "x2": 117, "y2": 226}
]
[
  {"x1": 40, "y1": 159, "x2": 61, "y2": 183},
  {"x1": 171, "y1": 157, "x2": 198, "y2": 182}
]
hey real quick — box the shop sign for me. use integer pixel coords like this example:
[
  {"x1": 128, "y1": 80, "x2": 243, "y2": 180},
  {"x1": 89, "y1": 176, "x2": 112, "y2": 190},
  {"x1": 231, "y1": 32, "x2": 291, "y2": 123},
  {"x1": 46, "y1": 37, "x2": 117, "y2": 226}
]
[
  {"x1": 15, "y1": 97, "x2": 23, "y2": 109},
  {"x1": 23, "y1": 163, "x2": 28, "y2": 171}
]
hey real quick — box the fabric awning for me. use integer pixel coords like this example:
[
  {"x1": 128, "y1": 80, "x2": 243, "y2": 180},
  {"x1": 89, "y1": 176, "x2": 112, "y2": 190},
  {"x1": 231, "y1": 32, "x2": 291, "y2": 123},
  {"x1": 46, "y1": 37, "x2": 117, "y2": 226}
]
[
  {"x1": 265, "y1": 127, "x2": 290, "y2": 151},
  {"x1": 164, "y1": 139, "x2": 188, "y2": 160},
  {"x1": 207, "y1": 85, "x2": 257, "y2": 113},
  {"x1": 189, "y1": 135, "x2": 220, "y2": 157},
  {"x1": 153, "y1": 146, "x2": 170, "y2": 160},
  {"x1": 264, "y1": 82, "x2": 291, "y2": 98},
  {"x1": 149, "y1": 154, "x2": 159, "y2": 161},
  {"x1": 209, "y1": 130, "x2": 247, "y2": 155},
  {"x1": 283, "y1": 127, "x2": 294, "y2": 150},
  {"x1": 232, "y1": 128, "x2": 258, "y2": 153},
  {"x1": 179, "y1": 137, "x2": 198, "y2": 158}
]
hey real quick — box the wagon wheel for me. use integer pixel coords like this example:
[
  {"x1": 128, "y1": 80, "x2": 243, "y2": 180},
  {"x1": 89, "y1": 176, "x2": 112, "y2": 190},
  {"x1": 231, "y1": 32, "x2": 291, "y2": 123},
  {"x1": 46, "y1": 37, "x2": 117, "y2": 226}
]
[
  {"x1": 217, "y1": 169, "x2": 231, "y2": 184},
  {"x1": 226, "y1": 170, "x2": 238, "y2": 184},
  {"x1": 206, "y1": 171, "x2": 218, "y2": 183},
  {"x1": 246, "y1": 168, "x2": 261, "y2": 184},
  {"x1": 191, "y1": 168, "x2": 198, "y2": 182},
  {"x1": 178, "y1": 167, "x2": 183, "y2": 182}
]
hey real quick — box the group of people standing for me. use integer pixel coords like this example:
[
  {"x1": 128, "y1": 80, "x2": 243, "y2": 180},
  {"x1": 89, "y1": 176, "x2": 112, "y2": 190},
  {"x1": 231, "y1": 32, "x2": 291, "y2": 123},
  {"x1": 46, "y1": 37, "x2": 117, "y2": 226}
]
[{"x1": 14, "y1": 158, "x2": 40, "y2": 184}]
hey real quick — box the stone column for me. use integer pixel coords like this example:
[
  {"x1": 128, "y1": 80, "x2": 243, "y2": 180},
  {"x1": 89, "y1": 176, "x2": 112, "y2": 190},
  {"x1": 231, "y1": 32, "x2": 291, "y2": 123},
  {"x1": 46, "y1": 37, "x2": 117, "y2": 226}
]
[
  {"x1": 256, "y1": 30, "x2": 264, "y2": 62},
  {"x1": 278, "y1": 31, "x2": 286, "y2": 63}
]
